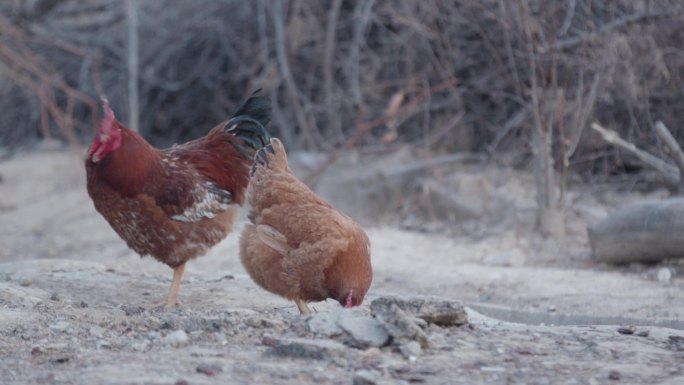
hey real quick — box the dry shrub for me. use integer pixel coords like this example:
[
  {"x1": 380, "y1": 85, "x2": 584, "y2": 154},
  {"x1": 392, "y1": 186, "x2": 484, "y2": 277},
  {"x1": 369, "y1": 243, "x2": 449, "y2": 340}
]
[{"x1": 0, "y1": 0, "x2": 683, "y2": 182}]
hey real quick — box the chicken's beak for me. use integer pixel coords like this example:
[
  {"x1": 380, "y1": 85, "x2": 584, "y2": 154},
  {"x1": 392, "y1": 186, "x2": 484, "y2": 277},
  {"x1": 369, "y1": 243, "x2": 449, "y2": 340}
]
[
  {"x1": 344, "y1": 290, "x2": 354, "y2": 308},
  {"x1": 87, "y1": 138, "x2": 104, "y2": 163}
]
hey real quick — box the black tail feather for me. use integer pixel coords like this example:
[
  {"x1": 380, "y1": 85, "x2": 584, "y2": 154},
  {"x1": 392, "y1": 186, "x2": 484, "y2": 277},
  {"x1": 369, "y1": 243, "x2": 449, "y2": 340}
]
[
  {"x1": 230, "y1": 90, "x2": 271, "y2": 128},
  {"x1": 224, "y1": 91, "x2": 272, "y2": 156}
]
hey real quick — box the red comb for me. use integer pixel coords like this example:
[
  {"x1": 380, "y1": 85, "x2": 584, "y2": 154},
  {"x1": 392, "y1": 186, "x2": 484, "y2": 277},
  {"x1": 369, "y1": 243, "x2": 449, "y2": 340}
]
[{"x1": 99, "y1": 96, "x2": 117, "y2": 132}]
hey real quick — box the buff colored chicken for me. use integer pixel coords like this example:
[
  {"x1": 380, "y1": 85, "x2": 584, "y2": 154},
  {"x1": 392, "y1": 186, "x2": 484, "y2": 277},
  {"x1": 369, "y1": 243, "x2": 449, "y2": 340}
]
[{"x1": 240, "y1": 138, "x2": 372, "y2": 314}]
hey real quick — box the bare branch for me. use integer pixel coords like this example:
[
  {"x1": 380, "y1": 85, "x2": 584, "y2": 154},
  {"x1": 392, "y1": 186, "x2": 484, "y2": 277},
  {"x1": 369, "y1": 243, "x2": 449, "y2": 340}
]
[
  {"x1": 271, "y1": 0, "x2": 315, "y2": 149},
  {"x1": 591, "y1": 122, "x2": 680, "y2": 187},
  {"x1": 304, "y1": 77, "x2": 458, "y2": 185},
  {"x1": 654, "y1": 121, "x2": 684, "y2": 190},
  {"x1": 125, "y1": 0, "x2": 139, "y2": 132},
  {"x1": 542, "y1": 10, "x2": 676, "y2": 52}
]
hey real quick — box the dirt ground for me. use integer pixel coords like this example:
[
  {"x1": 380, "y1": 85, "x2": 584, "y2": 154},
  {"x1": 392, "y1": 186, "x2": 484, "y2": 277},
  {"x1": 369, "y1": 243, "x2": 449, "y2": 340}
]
[{"x1": 0, "y1": 148, "x2": 682, "y2": 385}]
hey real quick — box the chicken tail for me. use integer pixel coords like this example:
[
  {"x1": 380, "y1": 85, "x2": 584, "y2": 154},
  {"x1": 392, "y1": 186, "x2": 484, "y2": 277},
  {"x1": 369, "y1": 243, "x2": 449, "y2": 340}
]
[
  {"x1": 224, "y1": 91, "x2": 272, "y2": 157},
  {"x1": 251, "y1": 138, "x2": 289, "y2": 176}
]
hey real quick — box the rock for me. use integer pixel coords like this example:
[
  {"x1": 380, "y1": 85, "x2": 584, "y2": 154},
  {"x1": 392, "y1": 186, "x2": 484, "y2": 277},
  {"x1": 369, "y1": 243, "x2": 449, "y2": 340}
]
[
  {"x1": 668, "y1": 335, "x2": 684, "y2": 351},
  {"x1": 371, "y1": 301, "x2": 430, "y2": 348},
  {"x1": 88, "y1": 326, "x2": 106, "y2": 338},
  {"x1": 371, "y1": 296, "x2": 468, "y2": 327},
  {"x1": 49, "y1": 356, "x2": 70, "y2": 365},
  {"x1": 608, "y1": 370, "x2": 621, "y2": 380},
  {"x1": 353, "y1": 369, "x2": 404, "y2": 385},
  {"x1": 160, "y1": 318, "x2": 176, "y2": 330},
  {"x1": 617, "y1": 325, "x2": 636, "y2": 335},
  {"x1": 96, "y1": 339, "x2": 112, "y2": 349},
  {"x1": 338, "y1": 315, "x2": 390, "y2": 348},
  {"x1": 196, "y1": 363, "x2": 222, "y2": 376},
  {"x1": 131, "y1": 340, "x2": 150, "y2": 352},
  {"x1": 121, "y1": 305, "x2": 145, "y2": 316},
  {"x1": 657, "y1": 267, "x2": 673, "y2": 283},
  {"x1": 146, "y1": 331, "x2": 161, "y2": 340},
  {"x1": 264, "y1": 337, "x2": 348, "y2": 361},
  {"x1": 307, "y1": 311, "x2": 344, "y2": 336},
  {"x1": 360, "y1": 347, "x2": 384, "y2": 368},
  {"x1": 399, "y1": 341, "x2": 421, "y2": 361},
  {"x1": 162, "y1": 330, "x2": 189, "y2": 347},
  {"x1": 49, "y1": 320, "x2": 70, "y2": 332},
  {"x1": 353, "y1": 370, "x2": 379, "y2": 385}
]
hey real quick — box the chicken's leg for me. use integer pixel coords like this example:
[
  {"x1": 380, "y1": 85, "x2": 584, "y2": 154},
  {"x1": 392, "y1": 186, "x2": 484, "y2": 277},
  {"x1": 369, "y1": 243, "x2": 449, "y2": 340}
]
[
  {"x1": 294, "y1": 298, "x2": 311, "y2": 315},
  {"x1": 163, "y1": 263, "x2": 185, "y2": 307}
]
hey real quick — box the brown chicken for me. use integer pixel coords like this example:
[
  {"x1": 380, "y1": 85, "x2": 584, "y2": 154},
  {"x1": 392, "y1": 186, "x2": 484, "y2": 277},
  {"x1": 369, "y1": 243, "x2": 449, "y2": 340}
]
[
  {"x1": 86, "y1": 93, "x2": 271, "y2": 307},
  {"x1": 240, "y1": 138, "x2": 372, "y2": 314}
]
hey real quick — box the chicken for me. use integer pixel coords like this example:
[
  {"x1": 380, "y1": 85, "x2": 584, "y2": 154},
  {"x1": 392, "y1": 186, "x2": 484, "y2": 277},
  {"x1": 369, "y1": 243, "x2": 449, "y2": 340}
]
[
  {"x1": 85, "y1": 93, "x2": 271, "y2": 307},
  {"x1": 239, "y1": 138, "x2": 372, "y2": 314}
]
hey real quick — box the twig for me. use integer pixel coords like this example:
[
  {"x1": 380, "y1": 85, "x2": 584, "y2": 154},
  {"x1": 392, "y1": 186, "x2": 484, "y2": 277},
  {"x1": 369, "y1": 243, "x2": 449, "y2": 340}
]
[
  {"x1": 347, "y1": 0, "x2": 375, "y2": 107},
  {"x1": 303, "y1": 77, "x2": 458, "y2": 184},
  {"x1": 125, "y1": 0, "x2": 140, "y2": 132},
  {"x1": 654, "y1": 121, "x2": 684, "y2": 191},
  {"x1": 558, "y1": 0, "x2": 576, "y2": 36},
  {"x1": 272, "y1": 0, "x2": 315, "y2": 149},
  {"x1": 542, "y1": 10, "x2": 675, "y2": 52},
  {"x1": 591, "y1": 122, "x2": 680, "y2": 187},
  {"x1": 323, "y1": 0, "x2": 343, "y2": 141}
]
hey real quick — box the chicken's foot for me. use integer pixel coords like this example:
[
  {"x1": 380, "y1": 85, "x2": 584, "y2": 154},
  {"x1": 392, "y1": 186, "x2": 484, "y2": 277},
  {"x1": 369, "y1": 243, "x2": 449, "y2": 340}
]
[{"x1": 294, "y1": 298, "x2": 312, "y2": 315}]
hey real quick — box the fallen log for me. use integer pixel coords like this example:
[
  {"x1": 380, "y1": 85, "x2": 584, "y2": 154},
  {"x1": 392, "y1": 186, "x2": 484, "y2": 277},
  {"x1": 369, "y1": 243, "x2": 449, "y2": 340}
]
[{"x1": 588, "y1": 198, "x2": 684, "y2": 263}]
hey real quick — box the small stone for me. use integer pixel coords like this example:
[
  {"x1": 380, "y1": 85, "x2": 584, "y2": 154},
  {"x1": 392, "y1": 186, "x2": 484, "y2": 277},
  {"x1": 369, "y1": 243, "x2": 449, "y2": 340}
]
[
  {"x1": 657, "y1": 267, "x2": 673, "y2": 283},
  {"x1": 131, "y1": 340, "x2": 150, "y2": 352},
  {"x1": 163, "y1": 330, "x2": 189, "y2": 347},
  {"x1": 608, "y1": 370, "x2": 621, "y2": 380},
  {"x1": 617, "y1": 325, "x2": 636, "y2": 335},
  {"x1": 668, "y1": 335, "x2": 684, "y2": 351},
  {"x1": 370, "y1": 300, "x2": 431, "y2": 348},
  {"x1": 637, "y1": 330, "x2": 650, "y2": 337},
  {"x1": 265, "y1": 337, "x2": 348, "y2": 361},
  {"x1": 78, "y1": 301, "x2": 89, "y2": 308},
  {"x1": 371, "y1": 296, "x2": 467, "y2": 327},
  {"x1": 353, "y1": 370, "x2": 379, "y2": 385},
  {"x1": 121, "y1": 305, "x2": 145, "y2": 316},
  {"x1": 50, "y1": 292, "x2": 61, "y2": 301},
  {"x1": 96, "y1": 339, "x2": 112, "y2": 349},
  {"x1": 360, "y1": 347, "x2": 384, "y2": 368},
  {"x1": 338, "y1": 315, "x2": 390, "y2": 348},
  {"x1": 160, "y1": 318, "x2": 176, "y2": 329},
  {"x1": 89, "y1": 326, "x2": 105, "y2": 338},
  {"x1": 49, "y1": 321, "x2": 70, "y2": 332},
  {"x1": 19, "y1": 280, "x2": 32, "y2": 287},
  {"x1": 196, "y1": 363, "x2": 222, "y2": 376},
  {"x1": 399, "y1": 341, "x2": 422, "y2": 360},
  {"x1": 49, "y1": 356, "x2": 70, "y2": 365}
]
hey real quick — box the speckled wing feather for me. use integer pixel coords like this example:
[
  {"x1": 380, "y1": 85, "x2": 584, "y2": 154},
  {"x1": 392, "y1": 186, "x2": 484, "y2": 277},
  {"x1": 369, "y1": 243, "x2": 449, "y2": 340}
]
[{"x1": 169, "y1": 181, "x2": 232, "y2": 222}]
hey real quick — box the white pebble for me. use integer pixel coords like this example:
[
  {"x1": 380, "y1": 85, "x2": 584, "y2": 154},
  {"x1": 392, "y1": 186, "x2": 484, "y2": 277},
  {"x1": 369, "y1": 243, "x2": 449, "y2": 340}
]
[
  {"x1": 162, "y1": 330, "x2": 188, "y2": 347},
  {"x1": 657, "y1": 267, "x2": 673, "y2": 283}
]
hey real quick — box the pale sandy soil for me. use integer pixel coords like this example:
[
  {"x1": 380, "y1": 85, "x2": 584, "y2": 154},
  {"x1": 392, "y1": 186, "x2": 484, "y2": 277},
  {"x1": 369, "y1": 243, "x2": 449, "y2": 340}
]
[{"x1": 0, "y1": 149, "x2": 682, "y2": 385}]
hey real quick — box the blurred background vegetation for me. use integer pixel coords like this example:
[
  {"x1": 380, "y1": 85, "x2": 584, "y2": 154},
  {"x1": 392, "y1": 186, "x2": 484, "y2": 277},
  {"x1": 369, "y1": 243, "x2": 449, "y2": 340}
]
[{"x1": 1, "y1": 0, "x2": 684, "y2": 233}]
